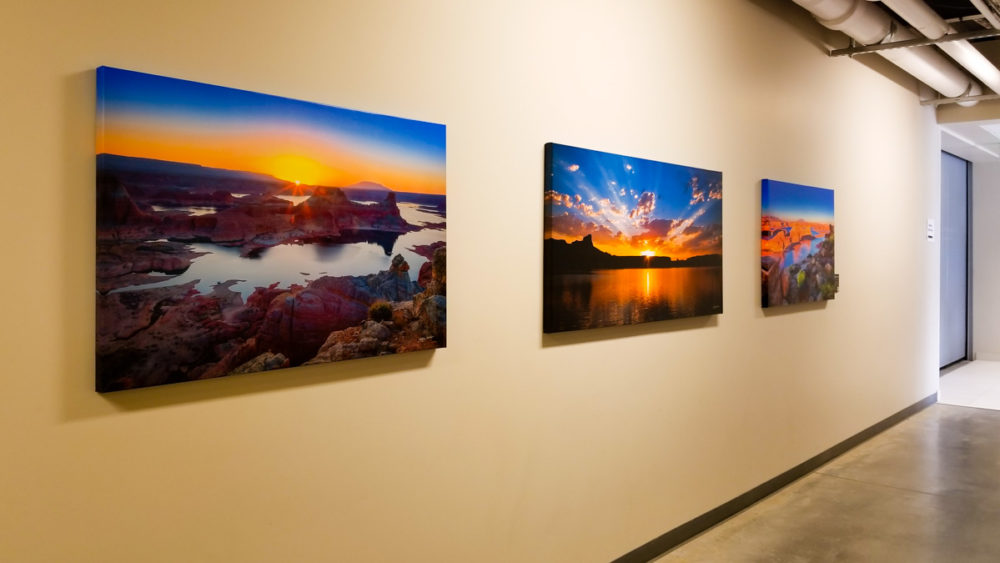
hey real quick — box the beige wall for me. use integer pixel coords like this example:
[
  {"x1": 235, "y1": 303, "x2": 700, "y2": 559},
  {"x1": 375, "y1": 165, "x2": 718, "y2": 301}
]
[{"x1": 0, "y1": 1, "x2": 940, "y2": 561}]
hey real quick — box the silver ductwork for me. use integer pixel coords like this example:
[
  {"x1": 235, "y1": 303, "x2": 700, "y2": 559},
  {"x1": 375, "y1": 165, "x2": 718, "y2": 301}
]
[
  {"x1": 792, "y1": 0, "x2": 982, "y2": 106},
  {"x1": 877, "y1": 0, "x2": 1000, "y2": 96}
]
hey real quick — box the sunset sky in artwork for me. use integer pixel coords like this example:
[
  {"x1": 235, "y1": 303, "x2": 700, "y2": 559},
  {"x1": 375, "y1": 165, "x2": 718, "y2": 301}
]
[
  {"x1": 96, "y1": 67, "x2": 446, "y2": 194},
  {"x1": 545, "y1": 143, "x2": 722, "y2": 260}
]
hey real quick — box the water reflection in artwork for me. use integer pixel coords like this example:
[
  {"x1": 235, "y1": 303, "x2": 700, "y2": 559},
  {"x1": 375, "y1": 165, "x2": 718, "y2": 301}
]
[
  {"x1": 544, "y1": 143, "x2": 723, "y2": 333},
  {"x1": 545, "y1": 267, "x2": 722, "y2": 332},
  {"x1": 95, "y1": 66, "x2": 447, "y2": 392}
]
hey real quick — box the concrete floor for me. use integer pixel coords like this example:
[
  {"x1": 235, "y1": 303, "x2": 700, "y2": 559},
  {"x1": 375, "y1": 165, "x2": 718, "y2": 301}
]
[{"x1": 656, "y1": 402, "x2": 1000, "y2": 562}]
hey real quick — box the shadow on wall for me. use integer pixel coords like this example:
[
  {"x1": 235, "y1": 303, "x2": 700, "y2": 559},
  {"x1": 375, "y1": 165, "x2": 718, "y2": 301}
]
[
  {"x1": 97, "y1": 350, "x2": 435, "y2": 416},
  {"x1": 58, "y1": 69, "x2": 434, "y2": 422},
  {"x1": 541, "y1": 316, "x2": 718, "y2": 348},
  {"x1": 761, "y1": 300, "x2": 828, "y2": 317}
]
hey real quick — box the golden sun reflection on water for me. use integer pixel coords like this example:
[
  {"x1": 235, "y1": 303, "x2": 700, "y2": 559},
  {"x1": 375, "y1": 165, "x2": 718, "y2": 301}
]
[{"x1": 545, "y1": 266, "x2": 722, "y2": 331}]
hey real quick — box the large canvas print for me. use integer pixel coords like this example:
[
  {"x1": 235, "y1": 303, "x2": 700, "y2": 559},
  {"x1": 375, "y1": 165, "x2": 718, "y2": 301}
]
[
  {"x1": 96, "y1": 67, "x2": 446, "y2": 392},
  {"x1": 761, "y1": 179, "x2": 834, "y2": 308},
  {"x1": 544, "y1": 143, "x2": 723, "y2": 333}
]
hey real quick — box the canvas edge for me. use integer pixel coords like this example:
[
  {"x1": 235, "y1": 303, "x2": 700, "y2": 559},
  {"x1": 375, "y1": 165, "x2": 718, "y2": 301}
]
[{"x1": 760, "y1": 178, "x2": 836, "y2": 309}]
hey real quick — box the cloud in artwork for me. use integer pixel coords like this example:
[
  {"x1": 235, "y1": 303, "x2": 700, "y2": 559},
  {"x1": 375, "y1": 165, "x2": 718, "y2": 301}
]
[
  {"x1": 547, "y1": 211, "x2": 617, "y2": 243},
  {"x1": 545, "y1": 190, "x2": 575, "y2": 209},
  {"x1": 547, "y1": 190, "x2": 612, "y2": 222},
  {"x1": 628, "y1": 191, "x2": 656, "y2": 220},
  {"x1": 576, "y1": 202, "x2": 600, "y2": 218},
  {"x1": 547, "y1": 190, "x2": 591, "y2": 213},
  {"x1": 595, "y1": 197, "x2": 624, "y2": 216},
  {"x1": 681, "y1": 223, "x2": 723, "y2": 252},
  {"x1": 689, "y1": 176, "x2": 722, "y2": 205},
  {"x1": 709, "y1": 182, "x2": 721, "y2": 201},
  {"x1": 609, "y1": 211, "x2": 722, "y2": 258},
  {"x1": 640, "y1": 218, "x2": 676, "y2": 236}
]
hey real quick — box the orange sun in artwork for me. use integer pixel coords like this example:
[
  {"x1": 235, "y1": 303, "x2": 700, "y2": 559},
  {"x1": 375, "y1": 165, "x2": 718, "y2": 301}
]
[
  {"x1": 267, "y1": 154, "x2": 327, "y2": 186},
  {"x1": 640, "y1": 250, "x2": 656, "y2": 257}
]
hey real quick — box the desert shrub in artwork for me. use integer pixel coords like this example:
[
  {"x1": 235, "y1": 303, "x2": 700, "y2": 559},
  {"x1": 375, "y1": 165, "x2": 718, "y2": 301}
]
[{"x1": 369, "y1": 301, "x2": 393, "y2": 322}]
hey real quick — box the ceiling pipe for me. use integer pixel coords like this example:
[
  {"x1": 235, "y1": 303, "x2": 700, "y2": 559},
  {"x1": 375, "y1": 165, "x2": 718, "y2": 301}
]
[
  {"x1": 792, "y1": 0, "x2": 981, "y2": 106},
  {"x1": 970, "y1": 0, "x2": 1000, "y2": 30},
  {"x1": 876, "y1": 0, "x2": 1000, "y2": 98}
]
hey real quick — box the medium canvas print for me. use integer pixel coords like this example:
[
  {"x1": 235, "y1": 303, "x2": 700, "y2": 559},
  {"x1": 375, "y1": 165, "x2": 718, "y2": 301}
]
[
  {"x1": 544, "y1": 143, "x2": 722, "y2": 333},
  {"x1": 96, "y1": 66, "x2": 446, "y2": 392},
  {"x1": 761, "y1": 179, "x2": 834, "y2": 308}
]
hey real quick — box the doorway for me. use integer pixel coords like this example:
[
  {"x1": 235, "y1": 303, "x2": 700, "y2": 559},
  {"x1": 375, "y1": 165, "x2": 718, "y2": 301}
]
[{"x1": 940, "y1": 151, "x2": 970, "y2": 369}]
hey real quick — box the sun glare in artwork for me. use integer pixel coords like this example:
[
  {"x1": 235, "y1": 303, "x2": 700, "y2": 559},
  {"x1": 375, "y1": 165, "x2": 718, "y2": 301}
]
[
  {"x1": 543, "y1": 142, "x2": 723, "y2": 333},
  {"x1": 95, "y1": 66, "x2": 447, "y2": 392}
]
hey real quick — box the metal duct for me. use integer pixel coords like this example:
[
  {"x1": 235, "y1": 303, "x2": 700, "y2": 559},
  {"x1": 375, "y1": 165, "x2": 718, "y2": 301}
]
[
  {"x1": 877, "y1": 0, "x2": 1000, "y2": 96},
  {"x1": 792, "y1": 0, "x2": 980, "y2": 105}
]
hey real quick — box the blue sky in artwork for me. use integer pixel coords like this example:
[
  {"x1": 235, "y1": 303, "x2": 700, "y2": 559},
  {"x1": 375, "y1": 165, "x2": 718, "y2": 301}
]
[
  {"x1": 545, "y1": 143, "x2": 722, "y2": 258},
  {"x1": 762, "y1": 179, "x2": 834, "y2": 223},
  {"x1": 98, "y1": 66, "x2": 446, "y2": 161},
  {"x1": 96, "y1": 66, "x2": 446, "y2": 193}
]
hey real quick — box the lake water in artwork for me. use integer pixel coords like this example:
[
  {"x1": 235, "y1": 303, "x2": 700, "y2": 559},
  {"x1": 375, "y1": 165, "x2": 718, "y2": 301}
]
[
  {"x1": 761, "y1": 178, "x2": 835, "y2": 308},
  {"x1": 543, "y1": 142, "x2": 723, "y2": 333},
  {"x1": 113, "y1": 202, "x2": 444, "y2": 299},
  {"x1": 95, "y1": 66, "x2": 447, "y2": 392},
  {"x1": 544, "y1": 267, "x2": 722, "y2": 332},
  {"x1": 783, "y1": 236, "x2": 826, "y2": 266}
]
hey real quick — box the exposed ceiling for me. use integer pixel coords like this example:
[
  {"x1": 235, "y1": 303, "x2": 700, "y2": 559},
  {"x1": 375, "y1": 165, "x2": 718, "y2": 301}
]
[
  {"x1": 919, "y1": 0, "x2": 1000, "y2": 161},
  {"x1": 791, "y1": 0, "x2": 1000, "y2": 162},
  {"x1": 917, "y1": 0, "x2": 981, "y2": 19}
]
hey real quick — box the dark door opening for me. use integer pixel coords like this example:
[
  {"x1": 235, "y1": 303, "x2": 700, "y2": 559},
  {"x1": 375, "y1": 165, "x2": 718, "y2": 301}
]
[{"x1": 940, "y1": 151, "x2": 970, "y2": 369}]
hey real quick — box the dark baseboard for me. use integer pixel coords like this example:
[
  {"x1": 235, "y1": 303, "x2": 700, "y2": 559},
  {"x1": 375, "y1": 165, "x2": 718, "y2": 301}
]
[{"x1": 613, "y1": 392, "x2": 938, "y2": 563}]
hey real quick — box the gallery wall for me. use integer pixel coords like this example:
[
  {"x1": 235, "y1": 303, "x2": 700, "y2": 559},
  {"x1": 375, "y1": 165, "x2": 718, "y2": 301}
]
[
  {"x1": 0, "y1": 1, "x2": 941, "y2": 561},
  {"x1": 972, "y1": 163, "x2": 1000, "y2": 360}
]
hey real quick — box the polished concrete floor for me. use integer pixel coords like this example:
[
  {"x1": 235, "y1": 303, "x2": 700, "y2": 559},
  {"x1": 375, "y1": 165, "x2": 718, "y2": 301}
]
[{"x1": 657, "y1": 398, "x2": 1000, "y2": 562}]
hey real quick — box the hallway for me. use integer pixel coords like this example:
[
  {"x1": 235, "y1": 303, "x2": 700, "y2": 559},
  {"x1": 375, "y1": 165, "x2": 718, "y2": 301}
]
[{"x1": 656, "y1": 363, "x2": 1000, "y2": 562}]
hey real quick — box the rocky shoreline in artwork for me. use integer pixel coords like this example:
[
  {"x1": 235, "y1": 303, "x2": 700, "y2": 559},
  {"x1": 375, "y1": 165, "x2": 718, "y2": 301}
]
[
  {"x1": 545, "y1": 234, "x2": 721, "y2": 274},
  {"x1": 96, "y1": 154, "x2": 446, "y2": 392},
  {"x1": 98, "y1": 170, "x2": 418, "y2": 258},
  {"x1": 97, "y1": 248, "x2": 446, "y2": 392},
  {"x1": 761, "y1": 218, "x2": 835, "y2": 307}
]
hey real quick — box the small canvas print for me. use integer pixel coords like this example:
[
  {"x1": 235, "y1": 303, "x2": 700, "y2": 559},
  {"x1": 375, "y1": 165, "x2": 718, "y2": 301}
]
[
  {"x1": 544, "y1": 143, "x2": 723, "y2": 333},
  {"x1": 761, "y1": 179, "x2": 835, "y2": 308},
  {"x1": 96, "y1": 66, "x2": 446, "y2": 392}
]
